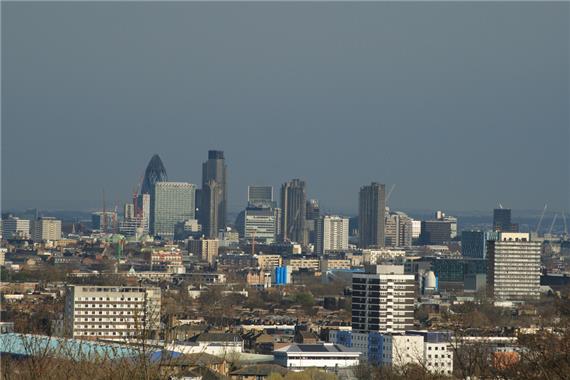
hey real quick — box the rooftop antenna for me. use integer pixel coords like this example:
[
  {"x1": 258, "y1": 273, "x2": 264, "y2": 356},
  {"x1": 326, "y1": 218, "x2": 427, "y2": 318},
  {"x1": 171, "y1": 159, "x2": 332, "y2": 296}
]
[{"x1": 498, "y1": 203, "x2": 503, "y2": 209}]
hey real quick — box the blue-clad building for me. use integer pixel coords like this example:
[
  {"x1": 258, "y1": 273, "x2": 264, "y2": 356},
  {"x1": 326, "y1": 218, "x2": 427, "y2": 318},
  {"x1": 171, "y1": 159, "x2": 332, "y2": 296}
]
[{"x1": 461, "y1": 230, "x2": 499, "y2": 259}]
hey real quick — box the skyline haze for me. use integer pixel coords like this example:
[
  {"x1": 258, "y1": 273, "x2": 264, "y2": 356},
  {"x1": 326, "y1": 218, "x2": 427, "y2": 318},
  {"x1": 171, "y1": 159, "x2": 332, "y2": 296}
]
[{"x1": 2, "y1": 2, "x2": 568, "y2": 213}]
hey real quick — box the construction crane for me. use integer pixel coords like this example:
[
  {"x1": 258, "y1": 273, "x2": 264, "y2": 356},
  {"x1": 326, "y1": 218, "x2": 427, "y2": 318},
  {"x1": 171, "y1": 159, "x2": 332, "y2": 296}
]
[
  {"x1": 535, "y1": 204, "x2": 548, "y2": 236},
  {"x1": 386, "y1": 184, "x2": 396, "y2": 205},
  {"x1": 113, "y1": 204, "x2": 119, "y2": 233},
  {"x1": 547, "y1": 214, "x2": 558, "y2": 237},
  {"x1": 562, "y1": 211, "x2": 568, "y2": 240},
  {"x1": 133, "y1": 173, "x2": 144, "y2": 227},
  {"x1": 102, "y1": 189, "x2": 107, "y2": 233}
]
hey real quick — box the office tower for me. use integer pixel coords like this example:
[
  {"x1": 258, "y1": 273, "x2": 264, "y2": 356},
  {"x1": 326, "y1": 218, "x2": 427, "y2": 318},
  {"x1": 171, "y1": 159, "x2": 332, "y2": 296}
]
[
  {"x1": 352, "y1": 265, "x2": 415, "y2": 333},
  {"x1": 201, "y1": 150, "x2": 227, "y2": 233},
  {"x1": 305, "y1": 199, "x2": 320, "y2": 246},
  {"x1": 150, "y1": 182, "x2": 196, "y2": 239},
  {"x1": 385, "y1": 211, "x2": 413, "y2": 247},
  {"x1": 315, "y1": 215, "x2": 349, "y2": 255},
  {"x1": 248, "y1": 185, "x2": 273, "y2": 207},
  {"x1": 461, "y1": 230, "x2": 499, "y2": 259},
  {"x1": 280, "y1": 179, "x2": 307, "y2": 244},
  {"x1": 202, "y1": 179, "x2": 223, "y2": 238},
  {"x1": 419, "y1": 212, "x2": 458, "y2": 245},
  {"x1": 2, "y1": 217, "x2": 30, "y2": 239},
  {"x1": 31, "y1": 217, "x2": 62, "y2": 242},
  {"x1": 493, "y1": 208, "x2": 517, "y2": 232},
  {"x1": 245, "y1": 207, "x2": 276, "y2": 244},
  {"x1": 274, "y1": 207, "x2": 282, "y2": 240},
  {"x1": 141, "y1": 154, "x2": 168, "y2": 195},
  {"x1": 244, "y1": 185, "x2": 276, "y2": 243},
  {"x1": 419, "y1": 221, "x2": 451, "y2": 245},
  {"x1": 306, "y1": 199, "x2": 320, "y2": 220},
  {"x1": 358, "y1": 183, "x2": 386, "y2": 248},
  {"x1": 64, "y1": 285, "x2": 161, "y2": 340},
  {"x1": 188, "y1": 238, "x2": 219, "y2": 265},
  {"x1": 487, "y1": 232, "x2": 541, "y2": 302}
]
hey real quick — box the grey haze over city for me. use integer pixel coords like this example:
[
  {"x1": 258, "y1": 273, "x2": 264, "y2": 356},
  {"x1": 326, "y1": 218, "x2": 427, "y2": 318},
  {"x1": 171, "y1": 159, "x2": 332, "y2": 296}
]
[{"x1": 2, "y1": 2, "x2": 569, "y2": 214}]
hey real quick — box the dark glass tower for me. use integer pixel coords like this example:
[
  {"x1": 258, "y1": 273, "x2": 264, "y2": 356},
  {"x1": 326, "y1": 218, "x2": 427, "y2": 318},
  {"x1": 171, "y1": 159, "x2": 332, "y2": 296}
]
[
  {"x1": 200, "y1": 150, "x2": 227, "y2": 236},
  {"x1": 280, "y1": 179, "x2": 307, "y2": 244},
  {"x1": 493, "y1": 208, "x2": 517, "y2": 232},
  {"x1": 141, "y1": 154, "x2": 168, "y2": 195},
  {"x1": 358, "y1": 182, "x2": 386, "y2": 248}
]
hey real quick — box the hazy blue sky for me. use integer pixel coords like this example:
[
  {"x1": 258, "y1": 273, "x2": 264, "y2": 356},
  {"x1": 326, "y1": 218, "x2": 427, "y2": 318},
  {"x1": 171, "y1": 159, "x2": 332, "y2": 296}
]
[{"x1": 2, "y1": 2, "x2": 569, "y2": 214}]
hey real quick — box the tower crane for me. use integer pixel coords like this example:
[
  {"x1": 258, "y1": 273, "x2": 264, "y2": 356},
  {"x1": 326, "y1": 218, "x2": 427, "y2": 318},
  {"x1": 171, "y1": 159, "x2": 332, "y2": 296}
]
[
  {"x1": 562, "y1": 211, "x2": 568, "y2": 240},
  {"x1": 535, "y1": 204, "x2": 548, "y2": 236}
]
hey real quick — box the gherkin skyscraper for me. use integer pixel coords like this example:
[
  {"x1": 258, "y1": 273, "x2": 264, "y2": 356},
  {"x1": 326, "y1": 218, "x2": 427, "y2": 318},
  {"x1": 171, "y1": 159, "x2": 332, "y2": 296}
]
[{"x1": 141, "y1": 154, "x2": 168, "y2": 194}]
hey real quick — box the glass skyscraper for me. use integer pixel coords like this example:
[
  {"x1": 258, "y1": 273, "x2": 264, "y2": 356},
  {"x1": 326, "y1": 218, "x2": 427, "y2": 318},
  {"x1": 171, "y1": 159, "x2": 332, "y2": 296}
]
[
  {"x1": 150, "y1": 182, "x2": 196, "y2": 239},
  {"x1": 461, "y1": 230, "x2": 499, "y2": 259}
]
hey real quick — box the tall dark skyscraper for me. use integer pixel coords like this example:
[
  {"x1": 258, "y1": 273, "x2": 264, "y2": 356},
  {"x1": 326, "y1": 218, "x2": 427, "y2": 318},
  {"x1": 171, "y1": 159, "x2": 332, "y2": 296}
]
[
  {"x1": 141, "y1": 154, "x2": 168, "y2": 195},
  {"x1": 493, "y1": 208, "x2": 517, "y2": 232},
  {"x1": 358, "y1": 182, "x2": 386, "y2": 248},
  {"x1": 280, "y1": 179, "x2": 307, "y2": 244},
  {"x1": 305, "y1": 199, "x2": 320, "y2": 246},
  {"x1": 200, "y1": 150, "x2": 227, "y2": 237}
]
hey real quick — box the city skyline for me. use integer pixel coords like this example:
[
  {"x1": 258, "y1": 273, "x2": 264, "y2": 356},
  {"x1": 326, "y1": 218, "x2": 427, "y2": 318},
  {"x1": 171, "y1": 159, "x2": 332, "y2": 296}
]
[{"x1": 2, "y1": 2, "x2": 568, "y2": 213}]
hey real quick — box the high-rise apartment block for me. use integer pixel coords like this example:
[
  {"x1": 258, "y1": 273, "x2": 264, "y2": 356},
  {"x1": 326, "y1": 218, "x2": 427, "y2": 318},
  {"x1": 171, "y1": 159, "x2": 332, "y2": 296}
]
[
  {"x1": 358, "y1": 183, "x2": 386, "y2": 248},
  {"x1": 188, "y1": 238, "x2": 219, "y2": 265},
  {"x1": 487, "y1": 232, "x2": 541, "y2": 302},
  {"x1": 150, "y1": 182, "x2": 196, "y2": 239},
  {"x1": 31, "y1": 217, "x2": 62, "y2": 242},
  {"x1": 200, "y1": 150, "x2": 227, "y2": 237},
  {"x1": 64, "y1": 285, "x2": 161, "y2": 340},
  {"x1": 280, "y1": 179, "x2": 307, "y2": 244},
  {"x1": 315, "y1": 215, "x2": 349, "y2": 255},
  {"x1": 352, "y1": 265, "x2": 415, "y2": 333},
  {"x1": 385, "y1": 211, "x2": 413, "y2": 247}
]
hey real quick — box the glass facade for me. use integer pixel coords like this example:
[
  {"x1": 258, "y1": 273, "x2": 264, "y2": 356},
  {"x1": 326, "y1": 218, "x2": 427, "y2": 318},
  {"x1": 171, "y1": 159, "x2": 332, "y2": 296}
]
[{"x1": 150, "y1": 182, "x2": 196, "y2": 239}]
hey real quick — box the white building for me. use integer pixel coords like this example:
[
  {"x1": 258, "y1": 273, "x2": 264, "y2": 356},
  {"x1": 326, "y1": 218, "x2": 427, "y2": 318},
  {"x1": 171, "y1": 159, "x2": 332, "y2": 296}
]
[
  {"x1": 31, "y1": 217, "x2": 62, "y2": 242},
  {"x1": 244, "y1": 208, "x2": 276, "y2": 244},
  {"x1": 329, "y1": 330, "x2": 453, "y2": 375},
  {"x1": 167, "y1": 333, "x2": 243, "y2": 356},
  {"x1": 64, "y1": 285, "x2": 161, "y2": 340},
  {"x1": 352, "y1": 265, "x2": 415, "y2": 333},
  {"x1": 2, "y1": 217, "x2": 30, "y2": 239},
  {"x1": 411, "y1": 220, "x2": 422, "y2": 239},
  {"x1": 487, "y1": 232, "x2": 541, "y2": 302},
  {"x1": 274, "y1": 343, "x2": 361, "y2": 370},
  {"x1": 315, "y1": 216, "x2": 349, "y2": 255},
  {"x1": 362, "y1": 248, "x2": 406, "y2": 265}
]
